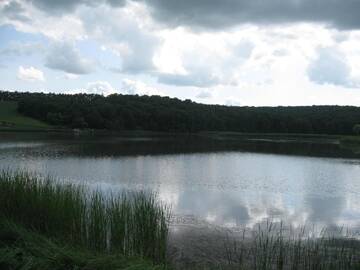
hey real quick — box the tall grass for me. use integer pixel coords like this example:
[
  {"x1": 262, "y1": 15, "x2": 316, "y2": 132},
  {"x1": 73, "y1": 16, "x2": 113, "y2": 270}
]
[
  {"x1": 0, "y1": 171, "x2": 169, "y2": 263},
  {"x1": 0, "y1": 220, "x2": 166, "y2": 270},
  {"x1": 222, "y1": 222, "x2": 360, "y2": 270}
]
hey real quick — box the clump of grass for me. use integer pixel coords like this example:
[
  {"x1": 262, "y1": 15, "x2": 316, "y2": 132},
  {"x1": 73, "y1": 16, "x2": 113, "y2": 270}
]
[
  {"x1": 0, "y1": 170, "x2": 170, "y2": 264},
  {"x1": 0, "y1": 220, "x2": 166, "y2": 270},
  {"x1": 223, "y1": 222, "x2": 360, "y2": 270}
]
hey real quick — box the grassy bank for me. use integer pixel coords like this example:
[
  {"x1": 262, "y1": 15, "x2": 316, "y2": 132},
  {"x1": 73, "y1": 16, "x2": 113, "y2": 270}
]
[
  {"x1": 0, "y1": 220, "x2": 165, "y2": 270},
  {"x1": 339, "y1": 136, "x2": 360, "y2": 154},
  {"x1": 0, "y1": 101, "x2": 50, "y2": 130},
  {"x1": 0, "y1": 171, "x2": 169, "y2": 269},
  {"x1": 340, "y1": 135, "x2": 360, "y2": 145}
]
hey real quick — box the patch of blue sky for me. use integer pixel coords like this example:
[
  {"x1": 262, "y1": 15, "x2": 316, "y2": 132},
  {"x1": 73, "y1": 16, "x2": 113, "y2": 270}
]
[{"x1": 0, "y1": 24, "x2": 47, "y2": 47}]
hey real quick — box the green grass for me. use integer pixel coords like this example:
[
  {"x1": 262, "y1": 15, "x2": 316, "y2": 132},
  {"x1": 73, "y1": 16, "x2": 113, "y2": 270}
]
[
  {"x1": 0, "y1": 220, "x2": 166, "y2": 270},
  {"x1": 340, "y1": 135, "x2": 360, "y2": 145},
  {"x1": 339, "y1": 136, "x2": 360, "y2": 154},
  {"x1": 0, "y1": 171, "x2": 170, "y2": 265},
  {"x1": 0, "y1": 101, "x2": 50, "y2": 129}
]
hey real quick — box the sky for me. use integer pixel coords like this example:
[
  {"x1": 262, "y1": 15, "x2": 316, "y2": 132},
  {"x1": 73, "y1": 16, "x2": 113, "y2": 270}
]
[{"x1": 1, "y1": 0, "x2": 360, "y2": 106}]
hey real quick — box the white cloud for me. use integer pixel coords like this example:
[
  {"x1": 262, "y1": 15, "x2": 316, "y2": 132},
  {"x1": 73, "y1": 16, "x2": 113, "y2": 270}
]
[
  {"x1": 233, "y1": 40, "x2": 255, "y2": 58},
  {"x1": 273, "y1": 48, "x2": 288, "y2": 57},
  {"x1": 63, "y1": 73, "x2": 79, "y2": 80},
  {"x1": 0, "y1": 1, "x2": 85, "y2": 40},
  {"x1": 155, "y1": 28, "x2": 256, "y2": 87},
  {"x1": 84, "y1": 79, "x2": 161, "y2": 97},
  {"x1": 17, "y1": 66, "x2": 45, "y2": 82},
  {"x1": 79, "y1": 4, "x2": 159, "y2": 74},
  {"x1": 45, "y1": 42, "x2": 94, "y2": 74},
  {"x1": 157, "y1": 72, "x2": 220, "y2": 88},
  {"x1": 86, "y1": 81, "x2": 115, "y2": 96},
  {"x1": 196, "y1": 90, "x2": 213, "y2": 99},
  {"x1": 122, "y1": 79, "x2": 161, "y2": 96},
  {"x1": 225, "y1": 98, "x2": 241, "y2": 107},
  {"x1": 307, "y1": 47, "x2": 357, "y2": 88}
]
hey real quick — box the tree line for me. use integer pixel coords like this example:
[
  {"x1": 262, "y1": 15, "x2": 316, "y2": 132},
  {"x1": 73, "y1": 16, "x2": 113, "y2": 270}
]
[{"x1": 1, "y1": 90, "x2": 360, "y2": 135}]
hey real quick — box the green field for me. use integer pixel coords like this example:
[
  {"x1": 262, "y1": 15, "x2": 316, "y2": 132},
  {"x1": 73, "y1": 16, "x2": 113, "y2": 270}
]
[{"x1": 0, "y1": 101, "x2": 50, "y2": 130}]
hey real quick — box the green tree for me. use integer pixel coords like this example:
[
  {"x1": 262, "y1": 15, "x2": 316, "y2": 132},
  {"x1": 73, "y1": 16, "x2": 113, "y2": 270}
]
[
  {"x1": 71, "y1": 116, "x2": 88, "y2": 128},
  {"x1": 2, "y1": 90, "x2": 360, "y2": 135}
]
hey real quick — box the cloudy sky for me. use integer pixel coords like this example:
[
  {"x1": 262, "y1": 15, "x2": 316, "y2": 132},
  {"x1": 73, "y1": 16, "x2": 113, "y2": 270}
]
[{"x1": 1, "y1": 0, "x2": 360, "y2": 106}]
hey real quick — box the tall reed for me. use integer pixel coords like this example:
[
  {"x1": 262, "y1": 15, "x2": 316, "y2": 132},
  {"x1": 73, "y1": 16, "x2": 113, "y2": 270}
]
[
  {"x1": 0, "y1": 170, "x2": 169, "y2": 263},
  {"x1": 223, "y1": 222, "x2": 360, "y2": 270}
]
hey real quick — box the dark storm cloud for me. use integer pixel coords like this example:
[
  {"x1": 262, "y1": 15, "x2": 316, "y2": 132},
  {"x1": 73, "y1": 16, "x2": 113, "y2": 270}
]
[
  {"x1": 13, "y1": 0, "x2": 360, "y2": 30},
  {"x1": 29, "y1": 0, "x2": 89, "y2": 13},
  {"x1": 106, "y1": 0, "x2": 127, "y2": 7},
  {"x1": 28, "y1": 0, "x2": 126, "y2": 14},
  {"x1": 2, "y1": 1, "x2": 30, "y2": 22},
  {"x1": 137, "y1": 0, "x2": 360, "y2": 30}
]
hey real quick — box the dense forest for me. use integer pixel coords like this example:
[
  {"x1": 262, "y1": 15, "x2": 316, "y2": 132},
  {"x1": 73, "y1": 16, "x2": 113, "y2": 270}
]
[{"x1": 1, "y1": 90, "x2": 360, "y2": 135}]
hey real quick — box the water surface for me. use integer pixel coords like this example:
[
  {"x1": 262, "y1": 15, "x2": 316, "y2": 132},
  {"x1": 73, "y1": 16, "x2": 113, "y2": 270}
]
[{"x1": 1, "y1": 132, "x2": 360, "y2": 231}]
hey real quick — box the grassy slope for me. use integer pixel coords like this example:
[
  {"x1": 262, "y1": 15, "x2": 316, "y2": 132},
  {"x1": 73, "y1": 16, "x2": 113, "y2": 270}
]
[{"x1": 0, "y1": 101, "x2": 50, "y2": 129}]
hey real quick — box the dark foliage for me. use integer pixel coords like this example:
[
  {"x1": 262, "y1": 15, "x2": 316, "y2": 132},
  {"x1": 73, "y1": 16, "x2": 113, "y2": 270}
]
[{"x1": 1, "y1": 90, "x2": 360, "y2": 134}]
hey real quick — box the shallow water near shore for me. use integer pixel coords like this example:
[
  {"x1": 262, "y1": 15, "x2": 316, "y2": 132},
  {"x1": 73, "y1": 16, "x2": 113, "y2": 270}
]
[{"x1": 1, "y1": 132, "x2": 360, "y2": 234}]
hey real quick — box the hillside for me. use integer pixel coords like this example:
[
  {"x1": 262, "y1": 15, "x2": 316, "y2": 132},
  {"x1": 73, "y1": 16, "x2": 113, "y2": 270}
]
[{"x1": 0, "y1": 101, "x2": 50, "y2": 130}]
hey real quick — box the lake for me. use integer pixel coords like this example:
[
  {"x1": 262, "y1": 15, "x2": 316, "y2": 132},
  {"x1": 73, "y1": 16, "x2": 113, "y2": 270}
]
[{"x1": 1, "y1": 132, "x2": 360, "y2": 232}]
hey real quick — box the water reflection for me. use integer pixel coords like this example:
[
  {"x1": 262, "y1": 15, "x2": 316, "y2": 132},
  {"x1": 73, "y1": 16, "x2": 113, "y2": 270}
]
[
  {"x1": 0, "y1": 133, "x2": 360, "y2": 231},
  {"x1": 306, "y1": 196, "x2": 344, "y2": 223},
  {"x1": 1, "y1": 132, "x2": 360, "y2": 159}
]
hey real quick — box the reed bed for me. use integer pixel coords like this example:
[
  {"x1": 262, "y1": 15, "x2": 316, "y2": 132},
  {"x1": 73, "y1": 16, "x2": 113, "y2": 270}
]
[
  {"x1": 0, "y1": 171, "x2": 169, "y2": 264},
  {"x1": 222, "y1": 222, "x2": 360, "y2": 270},
  {"x1": 0, "y1": 220, "x2": 166, "y2": 270}
]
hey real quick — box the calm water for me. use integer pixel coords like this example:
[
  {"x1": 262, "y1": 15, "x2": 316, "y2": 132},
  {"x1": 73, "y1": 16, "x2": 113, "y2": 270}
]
[{"x1": 1, "y1": 132, "x2": 360, "y2": 230}]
